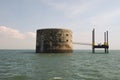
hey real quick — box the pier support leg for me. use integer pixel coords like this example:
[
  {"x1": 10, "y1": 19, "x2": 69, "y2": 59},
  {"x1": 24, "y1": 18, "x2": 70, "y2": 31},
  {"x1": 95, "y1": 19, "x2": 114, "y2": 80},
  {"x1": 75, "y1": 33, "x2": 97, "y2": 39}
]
[
  {"x1": 105, "y1": 48, "x2": 109, "y2": 53},
  {"x1": 105, "y1": 48, "x2": 107, "y2": 53},
  {"x1": 92, "y1": 47, "x2": 95, "y2": 53}
]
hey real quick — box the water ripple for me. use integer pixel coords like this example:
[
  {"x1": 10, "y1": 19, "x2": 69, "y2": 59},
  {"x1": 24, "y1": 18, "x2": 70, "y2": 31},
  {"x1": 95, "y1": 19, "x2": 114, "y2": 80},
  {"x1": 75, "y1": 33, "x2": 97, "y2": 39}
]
[{"x1": 0, "y1": 50, "x2": 120, "y2": 80}]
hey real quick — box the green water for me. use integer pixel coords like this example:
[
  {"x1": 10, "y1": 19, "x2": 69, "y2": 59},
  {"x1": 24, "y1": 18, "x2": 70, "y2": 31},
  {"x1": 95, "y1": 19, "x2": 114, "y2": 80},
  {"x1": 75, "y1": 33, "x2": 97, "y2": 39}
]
[{"x1": 0, "y1": 50, "x2": 120, "y2": 80}]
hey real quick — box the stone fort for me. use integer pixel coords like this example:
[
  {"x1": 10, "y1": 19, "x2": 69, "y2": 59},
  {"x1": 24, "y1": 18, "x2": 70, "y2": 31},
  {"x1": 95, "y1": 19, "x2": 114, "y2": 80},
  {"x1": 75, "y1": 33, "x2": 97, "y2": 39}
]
[{"x1": 36, "y1": 28, "x2": 72, "y2": 53}]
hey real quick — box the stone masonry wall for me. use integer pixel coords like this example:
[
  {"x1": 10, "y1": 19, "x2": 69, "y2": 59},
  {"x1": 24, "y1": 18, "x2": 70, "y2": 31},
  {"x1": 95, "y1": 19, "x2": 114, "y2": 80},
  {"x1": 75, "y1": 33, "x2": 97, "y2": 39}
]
[{"x1": 36, "y1": 28, "x2": 73, "y2": 53}]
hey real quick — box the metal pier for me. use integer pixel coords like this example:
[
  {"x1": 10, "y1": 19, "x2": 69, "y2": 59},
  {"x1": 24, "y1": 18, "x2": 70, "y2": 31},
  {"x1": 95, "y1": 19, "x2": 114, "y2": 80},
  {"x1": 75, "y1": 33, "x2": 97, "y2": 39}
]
[{"x1": 92, "y1": 29, "x2": 109, "y2": 53}]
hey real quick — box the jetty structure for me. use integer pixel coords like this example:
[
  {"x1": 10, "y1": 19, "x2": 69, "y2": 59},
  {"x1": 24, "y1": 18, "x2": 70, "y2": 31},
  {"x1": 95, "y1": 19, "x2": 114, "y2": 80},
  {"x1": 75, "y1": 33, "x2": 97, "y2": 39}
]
[
  {"x1": 36, "y1": 28, "x2": 73, "y2": 53},
  {"x1": 92, "y1": 29, "x2": 109, "y2": 53},
  {"x1": 73, "y1": 29, "x2": 109, "y2": 53}
]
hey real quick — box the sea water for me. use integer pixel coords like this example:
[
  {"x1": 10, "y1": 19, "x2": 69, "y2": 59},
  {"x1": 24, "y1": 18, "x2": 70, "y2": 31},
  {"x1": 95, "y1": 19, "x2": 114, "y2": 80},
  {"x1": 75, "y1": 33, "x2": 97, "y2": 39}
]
[{"x1": 0, "y1": 50, "x2": 120, "y2": 80}]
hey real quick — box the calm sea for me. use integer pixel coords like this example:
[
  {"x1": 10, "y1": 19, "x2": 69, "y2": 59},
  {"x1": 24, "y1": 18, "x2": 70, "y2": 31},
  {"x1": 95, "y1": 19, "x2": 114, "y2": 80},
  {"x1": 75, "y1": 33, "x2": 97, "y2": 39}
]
[{"x1": 0, "y1": 50, "x2": 120, "y2": 80}]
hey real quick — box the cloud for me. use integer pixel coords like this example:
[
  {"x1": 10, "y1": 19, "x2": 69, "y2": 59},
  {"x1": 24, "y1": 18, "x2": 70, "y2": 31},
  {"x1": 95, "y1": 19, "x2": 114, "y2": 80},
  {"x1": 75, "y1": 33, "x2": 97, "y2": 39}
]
[
  {"x1": 40, "y1": 0, "x2": 103, "y2": 17},
  {"x1": 90, "y1": 9, "x2": 120, "y2": 26},
  {"x1": 0, "y1": 26, "x2": 25, "y2": 39},
  {"x1": 0, "y1": 26, "x2": 36, "y2": 49},
  {"x1": 26, "y1": 32, "x2": 36, "y2": 38},
  {"x1": 0, "y1": 26, "x2": 36, "y2": 39}
]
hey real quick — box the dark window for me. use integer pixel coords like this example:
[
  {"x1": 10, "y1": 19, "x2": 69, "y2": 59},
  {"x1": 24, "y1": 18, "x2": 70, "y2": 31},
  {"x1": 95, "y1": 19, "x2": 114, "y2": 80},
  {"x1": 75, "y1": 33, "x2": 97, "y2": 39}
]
[
  {"x1": 66, "y1": 40, "x2": 68, "y2": 42},
  {"x1": 66, "y1": 34, "x2": 69, "y2": 36},
  {"x1": 58, "y1": 34, "x2": 61, "y2": 36}
]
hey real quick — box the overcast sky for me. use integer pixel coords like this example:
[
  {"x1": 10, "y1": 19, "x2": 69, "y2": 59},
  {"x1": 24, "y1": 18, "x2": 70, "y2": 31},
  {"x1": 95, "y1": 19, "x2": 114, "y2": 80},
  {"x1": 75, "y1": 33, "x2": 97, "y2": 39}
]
[{"x1": 0, "y1": 0, "x2": 120, "y2": 50}]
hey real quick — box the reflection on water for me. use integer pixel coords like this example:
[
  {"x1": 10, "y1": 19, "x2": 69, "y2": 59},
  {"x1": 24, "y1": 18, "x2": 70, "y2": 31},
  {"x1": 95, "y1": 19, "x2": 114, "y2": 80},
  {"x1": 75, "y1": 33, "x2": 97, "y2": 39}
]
[{"x1": 0, "y1": 50, "x2": 120, "y2": 80}]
